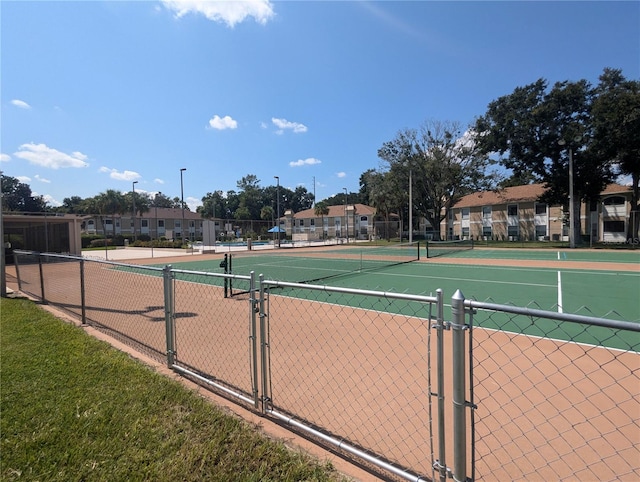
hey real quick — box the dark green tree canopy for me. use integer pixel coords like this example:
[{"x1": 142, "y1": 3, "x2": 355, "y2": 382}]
[
  {"x1": 475, "y1": 68, "x2": 637, "y2": 241},
  {"x1": 376, "y1": 120, "x2": 495, "y2": 239},
  {"x1": 1, "y1": 175, "x2": 48, "y2": 212},
  {"x1": 150, "y1": 192, "x2": 179, "y2": 209},
  {"x1": 198, "y1": 175, "x2": 314, "y2": 221}
]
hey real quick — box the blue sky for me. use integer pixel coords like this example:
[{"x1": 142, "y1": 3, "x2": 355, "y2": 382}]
[{"x1": 1, "y1": 1, "x2": 638, "y2": 210}]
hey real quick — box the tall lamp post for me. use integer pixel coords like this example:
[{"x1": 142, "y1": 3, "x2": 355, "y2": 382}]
[
  {"x1": 558, "y1": 138, "x2": 580, "y2": 249},
  {"x1": 0, "y1": 170, "x2": 6, "y2": 298},
  {"x1": 132, "y1": 180, "x2": 138, "y2": 242},
  {"x1": 274, "y1": 176, "x2": 280, "y2": 248},
  {"x1": 180, "y1": 168, "x2": 186, "y2": 243},
  {"x1": 343, "y1": 187, "x2": 348, "y2": 243}
]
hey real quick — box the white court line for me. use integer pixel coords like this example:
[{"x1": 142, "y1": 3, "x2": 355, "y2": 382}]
[
  {"x1": 557, "y1": 271, "x2": 563, "y2": 313},
  {"x1": 557, "y1": 252, "x2": 563, "y2": 312}
]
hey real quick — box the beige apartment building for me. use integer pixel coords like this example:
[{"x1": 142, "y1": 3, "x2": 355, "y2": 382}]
[{"x1": 442, "y1": 183, "x2": 636, "y2": 243}]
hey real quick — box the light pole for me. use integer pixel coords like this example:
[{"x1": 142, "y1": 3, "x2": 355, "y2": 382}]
[
  {"x1": 343, "y1": 187, "x2": 348, "y2": 243},
  {"x1": 558, "y1": 138, "x2": 580, "y2": 249},
  {"x1": 0, "y1": 170, "x2": 5, "y2": 298},
  {"x1": 409, "y1": 169, "x2": 413, "y2": 244},
  {"x1": 180, "y1": 168, "x2": 186, "y2": 243},
  {"x1": 132, "y1": 180, "x2": 138, "y2": 243},
  {"x1": 274, "y1": 176, "x2": 280, "y2": 248}
]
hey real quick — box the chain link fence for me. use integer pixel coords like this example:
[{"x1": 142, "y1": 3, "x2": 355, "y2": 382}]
[
  {"x1": 464, "y1": 297, "x2": 640, "y2": 481},
  {"x1": 12, "y1": 250, "x2": 640, "y2": 481}
]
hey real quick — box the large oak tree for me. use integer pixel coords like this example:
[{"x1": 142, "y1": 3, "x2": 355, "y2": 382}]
[
  {"x1": 475, "y1": 69, "x2": 637, "y2": 244},
  {"x1": 377, "y1": 120, "x2": 495, "y2": 240}
]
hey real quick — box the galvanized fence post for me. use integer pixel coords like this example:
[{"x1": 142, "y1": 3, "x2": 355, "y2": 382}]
[
  {"x1": 79, "y1": 258, "x2": 87, "y2": 325},
  {"x1": 434, "y1": 288, "x2": 449, "y2": 482},
  {"x1": 258, "y1": 274, "x2": 271, "y2": 415},
  {"x1": 14, "y1": 251, "x2": 22, "y2": 293},
  {"x1": 38, "y1": 253, "x2": 46, "y2": 304},
  {"x1": 163, "y1": 265, "x2": 176, "y2": 367},
  {"x1": 249, "y1": 271, "x2": 260, "y2": 410},
  {"x1": 451, "y1": 289, "x2": 467, "y2": 482}
]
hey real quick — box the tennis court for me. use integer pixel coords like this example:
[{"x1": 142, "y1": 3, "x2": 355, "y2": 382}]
[
  {"x1": 13, "y1": 245, "x2": 640, "y2": 480},
  {"x1": 158, "y1": 243, "x2": 640, "y2": 326}
]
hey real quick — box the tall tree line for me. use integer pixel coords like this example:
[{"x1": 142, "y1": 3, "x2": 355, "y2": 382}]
[
  {"x1": 3, "y1": 68, "x2": 637, "y2": 241},
  {"x1": 474, "y1": 68, "x2": 639, "y2": 242}
]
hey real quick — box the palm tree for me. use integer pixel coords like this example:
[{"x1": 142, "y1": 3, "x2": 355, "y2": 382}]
[
  {"x1": 95, "y1": 190, "x2": 126, "y2": 239},
  {"x1": 314, "y1": 202, "x2": 329, "y2": 239}
]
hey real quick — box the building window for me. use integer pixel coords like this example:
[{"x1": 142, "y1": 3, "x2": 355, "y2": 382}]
[
  {"x1": 141, "y1": 220, "x2": 148, "y2": 228},
  {"x1": 603, "y1": 220, "x2": 625, "y2": 233},
  {"x1": 461, "y1": 208, "x2": 470, "y2": 220},
  {"x1": 603, "y1": 196, "x2": 625, "y2": 206},
  {"x1": 158, "y1": 220, "x2": 165, "y2": 228},
  {"x1": 482, "y1": 206, "x2": 491, "y2": 219},
  {"x1": 508, "y1": 204, "x2": 518, "y2": 216},
  {"x1": 482, "y1": 226, "x2": 492, "y2": 238},
  {"x1": 508, "y1": 225, "x2": 519, "y2": 239},
  {"x1": 310, "y1": 219, "x2": 315, "y2": 226},
  {"x1": 535, "y1": 203, "x2": 547, "y2": 215},
  {"x1": 536, "y1": 225, "x2": 547, "y2": 238},
  {"x1": 462, "y1": 227, "x2": 470, "y2": 239}
]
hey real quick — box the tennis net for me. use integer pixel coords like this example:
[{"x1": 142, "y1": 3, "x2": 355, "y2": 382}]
[
  {"x1": 227, "y1": 242, "x2": 421, "y2": 295},
  {"x1": 425, "y1": 239, "x2": 474, "y2": 258}
]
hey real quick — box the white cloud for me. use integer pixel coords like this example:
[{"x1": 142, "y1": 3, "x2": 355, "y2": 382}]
[
  {"x1": 13, "y1": 143, "x2": 89, "y2": 169},
  {"x1": 0, "y1": 153, "x2": 10, "y2": 162},
  {"x1": 161, "y1": 0, "x2": 275, "y2": 27},
  {"x1": 99, "y1": 167, "x2": 141, "y2": 182},
  {"x1": 289, "y1": 157, "x2": 321, "y2": 167},
  {"x1": 42, "y1": 194, "x2": 62, "y2": 207},
  {"x1": 186, "y1": 196, "x2": 199, "y2": 211},
  {"x1": 272, "y1": 117, "x2": 307, "y2": 134},
  {"x1": 34, "y1": 174, "x2": 51, "y2": 183},
  {"x1": 154, "y1": 178, "x2": 165, "y2": 184},
  {"x1": 617, "y1": 174, "x2": 633, "y2": 186},
  {"x1": 208, "y1": 115, "x2": 238, "y2": 130},
  {"x1": 11, "y1": 99, "x2": 31, "y2": 109},
  {"x1": 336, "y1": 172, "x2": 346, "y2": 178},
  {"x1": 17, "y1": 176, "x2": 31, "y2": 183}
]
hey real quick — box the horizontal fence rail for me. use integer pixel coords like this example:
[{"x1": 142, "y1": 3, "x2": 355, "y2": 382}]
[
  {"x1": 11, "y1": 250, "x2": 640, "y2": 481},
  {"x1": 465, "y1": 296, "x2": 640, "y2": 481},
  {"x1": 260, "y1": 279, "x2": 441, "y2": 481}
]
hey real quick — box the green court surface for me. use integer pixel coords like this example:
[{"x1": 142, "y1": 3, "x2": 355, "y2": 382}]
[
  {"x1": 452, "y1": 247, "x2": 640, "y2": 264},
  {"x1": 140, "y1": 246, "x2": 639, "y2": 351}
]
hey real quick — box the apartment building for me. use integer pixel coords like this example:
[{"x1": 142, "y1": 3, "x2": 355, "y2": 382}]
[{"x1": 443, "y1": 183, "x2": 636, "y2": 243}]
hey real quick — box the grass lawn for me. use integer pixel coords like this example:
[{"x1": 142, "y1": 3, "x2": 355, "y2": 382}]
[{"x1": 0, "y1": 298, "x2": 349, "y2": 482}]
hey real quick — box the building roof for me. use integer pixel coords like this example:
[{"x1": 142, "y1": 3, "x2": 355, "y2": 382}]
[
  {"x1": 453, "y1": 184, "x2": 548, "y2": 208},
  {"x1": 452, "y1": 183, "x2": 633, "y2": 209},
  {"x1": 292, "y1": 203, "x2": 376, "y2": 219},
  {"x1": 4, "y1": 212, "x2": 84, "y2": 224},
  {"x1": 137, "y1": 208, "x2": 204, "y2": 220},
  {"x1": 601, "y1": 183, "x2": 634, "y2": 196}
]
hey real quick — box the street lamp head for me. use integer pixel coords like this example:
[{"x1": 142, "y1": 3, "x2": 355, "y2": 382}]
[{"x1": 180, "y1": 168, "x2": 186, "y2": 172}]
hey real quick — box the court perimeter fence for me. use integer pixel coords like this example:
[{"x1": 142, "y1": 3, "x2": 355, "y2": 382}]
[{"x1": 11, "y1": 250, "x2": 640, "y2": 482}]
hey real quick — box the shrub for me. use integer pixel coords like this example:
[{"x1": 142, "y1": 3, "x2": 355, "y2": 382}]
[{"x1": 89, "y1": 238, "x2": 113, "y2": 248}]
